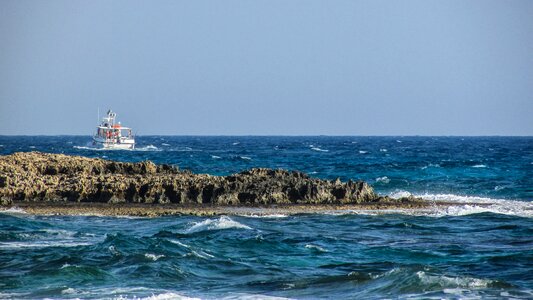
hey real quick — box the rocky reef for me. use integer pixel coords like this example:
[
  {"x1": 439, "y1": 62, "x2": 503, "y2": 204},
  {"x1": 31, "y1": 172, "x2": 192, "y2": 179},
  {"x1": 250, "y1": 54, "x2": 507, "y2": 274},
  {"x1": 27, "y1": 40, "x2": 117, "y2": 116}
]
[{"x1": 0, "y1": 152, "x2": 417, "y2": 207}]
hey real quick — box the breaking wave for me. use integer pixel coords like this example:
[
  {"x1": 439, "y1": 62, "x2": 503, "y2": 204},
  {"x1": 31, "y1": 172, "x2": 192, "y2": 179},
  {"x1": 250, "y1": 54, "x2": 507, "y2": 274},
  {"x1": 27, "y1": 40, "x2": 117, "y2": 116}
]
[{"x1": 185, "y1": 216, "x2": 252, "y2": 233}]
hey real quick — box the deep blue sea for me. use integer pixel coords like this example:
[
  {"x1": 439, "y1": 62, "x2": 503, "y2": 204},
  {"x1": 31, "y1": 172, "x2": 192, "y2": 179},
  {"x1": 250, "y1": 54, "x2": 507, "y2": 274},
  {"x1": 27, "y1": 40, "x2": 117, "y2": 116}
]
[{"x1": 1, "y1": 136, "x2": 532, "y2": 299}]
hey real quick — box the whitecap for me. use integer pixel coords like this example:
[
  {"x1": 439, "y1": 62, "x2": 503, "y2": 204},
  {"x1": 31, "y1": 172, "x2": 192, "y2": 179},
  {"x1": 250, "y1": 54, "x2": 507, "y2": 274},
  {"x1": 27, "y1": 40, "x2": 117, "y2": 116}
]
[
  {"x1": 305, "y1": 244, "x2": 328, "y2": 252},
  {"x1": 0, "y1": 241, "x2": 92, "y2": 249},
  {"x1": 211, "y1": 155, "x2": 221, "y2": 159},
  {"x1": 232, "y1": 142, "x2": 240, "y2": 145},
  {"x1": 396, "y1": 140, "x2": 402, "y2": 143},
  {"x1": 135, "y1": 145, "x2": 161, "y2": 152},
  {"x1": 389, "y1": 190, "x2": 412, "y2": 198},
  {"x1": 29, "y1": 146, "x2": 36, "y2": 149},
  {"x1": 419, "y1": 193, "x2": 533, "y2": 218},
  {"x1": 0, "y1": 207, "x2": 27, "y2": 214},
  {"x1": 169, "y1": 240, "x2": 190, "y2": 248},
  {"x1": 375, "y1": 176, "x2": 390, "y2": 184},
  {"x1": 359, "y1": 150, "x2": 368, "y2": 154},
  {"x1": 416, "y1": 271, "x2": 493, "y2": 288},
  {"x1": 145, "y1": 253, "x2": 165, "y2": 261},
  {"x1": 310, "y1": 171, "x2": 318, "y2": 174},
  {"x1": 61, "y1": 287, "x2": 77, "y2": 294},
  {"x1": 472, "y1": 164, "x2": 487, "y2": 168},
  {"x1": 242, "y1": 214, "x2": 288, "y2": 218},
  {"x1": 186, "y1": 216, "x2": 252, "y2": 233},
  {"x1": 161, "y1": 143, "x2": 170, "y2": 146},
  {"x1": 379, "y1": 148, "x2": 387, "y2": 152},
  {"x1": 240, "y1": 156, "x2": 252, "y2": 160},
  {"x1": 311, "y1": 147, "x2": 329, "y2": 152},
  {"x1": 144, "y1": 293, "x2": 201, "y2": 300},
  {"x1": 188, "y1": 250, "x2": 215, "y2": 259},
  {"x1": 494, "y1": 185, "x2": 504, "y2": 191},
  {"x1": 221, "y1": 294, "x2": 292, "y2": 300}
]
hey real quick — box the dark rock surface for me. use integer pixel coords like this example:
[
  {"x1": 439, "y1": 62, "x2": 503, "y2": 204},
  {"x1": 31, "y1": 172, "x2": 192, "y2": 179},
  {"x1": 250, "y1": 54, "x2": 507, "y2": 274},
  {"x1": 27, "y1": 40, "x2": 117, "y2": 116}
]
[{"x1": 0, "y1": 152, "x2": 418, "y2": 206}]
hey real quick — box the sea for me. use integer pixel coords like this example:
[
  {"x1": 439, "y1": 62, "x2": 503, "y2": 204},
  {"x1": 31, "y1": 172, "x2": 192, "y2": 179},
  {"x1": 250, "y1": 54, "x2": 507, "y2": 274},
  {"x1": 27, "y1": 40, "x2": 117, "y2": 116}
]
[{"x1": 0, "y1": 136, "x2": 532, "y2": 299}]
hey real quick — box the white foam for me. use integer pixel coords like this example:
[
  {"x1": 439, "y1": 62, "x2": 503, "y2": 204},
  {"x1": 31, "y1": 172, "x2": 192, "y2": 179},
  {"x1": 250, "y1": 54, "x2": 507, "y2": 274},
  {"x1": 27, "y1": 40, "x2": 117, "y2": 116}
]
[
  {"x1": 311, "y1": 147, "x2": 329, "y2": 152},
  {"x1": 188, "y1": 250, "x2": 215, "y2": 259},
  {"x1": 305, "y1": 244, "x2": 328, "y2": 252},
  {"x1": 375, "y1": 176, "x2": 390, "y2": 184},
  {"x1": 0, "y1": 207, "x2": 27, "y2": 214},
  {"x1": 379, "y1": 148, "x2": 387, "y2": 152},
  {"x1": 29, "y1": 146, "x2": 36, "y2": 149},
  {"x1": 389, "y1": 190, "x2": 412, "y2": 198},
  {"x1": 135, "y1": 145, "x2": 161, "y2": 152},
  {"x1": 222, "y1": 294, "x2": 292, "y2": 300},
  {"x1": 241, "y1": 214, "x2": 288, "y2": 218},
  {"x1": 143, "y1": 293, "x2": 200, "y2": 300},
  {"x1": 472, "y1": 164, "x2": 487, "y2": 168},
  {"x1": 113, "y1": 292, "x2": 199, "y2": 300},
  {"x1": 0, "y1": 241, "x2": 92, "y2": 249},
  {"x1": 169, "y1": 240, "x2": 190, "y2": 248},
  {"x1": 421, "y1": 163, "x2": 440, "y2": 170},
  {"x1": 418, "y1": 193, "x2": 533, "y2": 218},
  {"x1": 232, "y1": 142, "x2": 240, "y2": 145},
  {"x1": 145, "y1": 253, "x2": 165, "y2": 261},
  {"x1": 359, "y1": 150, "x2": 368, "y2": 154},
  {"x1": 416, "y1": 271, "x2": 493, "y2": 288},
  {"x1": 211, "y1": 155, "x2": 221, "y2": 159},
  {"x1": 240, "y1": 156, "x2": 252, "y2": 160},
  {"x1": 161, "y1": 143, "x2": 170, "y2": 146},
  {"x1": 61, "y1": 287, "x2": 77, "y2": 295},
  {"x1": 186, "y1": 216, "x2": 252, "y2": 233}
]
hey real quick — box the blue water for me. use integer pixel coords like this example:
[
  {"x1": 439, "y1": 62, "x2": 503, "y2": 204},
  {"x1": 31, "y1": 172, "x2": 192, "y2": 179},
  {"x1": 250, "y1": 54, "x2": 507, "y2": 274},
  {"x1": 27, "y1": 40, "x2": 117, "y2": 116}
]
[{"x1": 0, "y1": 136, "x2": 532, "y2": 299}]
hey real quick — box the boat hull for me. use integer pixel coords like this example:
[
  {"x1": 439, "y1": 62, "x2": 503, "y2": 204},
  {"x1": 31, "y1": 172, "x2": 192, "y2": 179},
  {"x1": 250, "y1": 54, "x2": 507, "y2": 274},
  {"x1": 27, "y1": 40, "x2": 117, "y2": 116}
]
[{"x1": 92, "y1": 137, "x2": 135, "y2": 150}]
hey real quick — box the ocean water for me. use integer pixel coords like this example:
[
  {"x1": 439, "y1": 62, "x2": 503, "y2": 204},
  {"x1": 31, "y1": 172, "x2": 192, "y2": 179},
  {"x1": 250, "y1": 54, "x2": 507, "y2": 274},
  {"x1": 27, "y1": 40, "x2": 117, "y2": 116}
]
[{"x1": 0, "y1": 136, "x2": 532, "y2": 299}]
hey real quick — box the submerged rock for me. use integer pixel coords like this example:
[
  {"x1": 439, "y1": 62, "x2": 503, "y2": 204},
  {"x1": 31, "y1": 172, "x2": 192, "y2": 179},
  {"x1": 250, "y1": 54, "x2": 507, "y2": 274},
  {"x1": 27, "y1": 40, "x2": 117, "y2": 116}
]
[{"x1": 0, "y1": 152, "x2": 412, "y2": 206}]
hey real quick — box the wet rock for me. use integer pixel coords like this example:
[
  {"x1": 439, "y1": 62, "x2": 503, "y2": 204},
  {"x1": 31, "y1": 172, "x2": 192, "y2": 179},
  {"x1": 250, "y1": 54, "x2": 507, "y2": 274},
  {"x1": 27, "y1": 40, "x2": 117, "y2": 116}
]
[{"x1": 0, "y1": 152, "x2": 419, "y2": 206}]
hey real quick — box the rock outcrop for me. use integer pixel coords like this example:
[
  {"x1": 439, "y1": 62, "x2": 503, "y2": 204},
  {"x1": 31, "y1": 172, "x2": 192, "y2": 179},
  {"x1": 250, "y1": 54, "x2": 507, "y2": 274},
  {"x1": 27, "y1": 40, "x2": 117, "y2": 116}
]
[{"x1": 0, "y1": 152, "x2": 414, "y2": 206}]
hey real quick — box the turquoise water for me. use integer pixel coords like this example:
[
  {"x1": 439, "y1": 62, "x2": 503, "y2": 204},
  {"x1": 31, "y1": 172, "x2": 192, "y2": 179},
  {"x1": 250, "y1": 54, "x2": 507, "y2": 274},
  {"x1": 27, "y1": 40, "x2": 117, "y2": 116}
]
[{"x1": 0, "y1": 136, "x2": 532, "y2": 299}]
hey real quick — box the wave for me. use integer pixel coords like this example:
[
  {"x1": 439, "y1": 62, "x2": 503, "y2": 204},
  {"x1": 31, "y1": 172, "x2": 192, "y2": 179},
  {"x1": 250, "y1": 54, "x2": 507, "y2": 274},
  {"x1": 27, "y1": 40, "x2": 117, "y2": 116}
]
[
  {"x1": 471, "y1": 164, "x2": 487, "y2": 168},
  {"x1": 241, "y1": 214, "x2": 288, "y2": 219},
  {"x1": 375, "y1": 176, "x2": 390, "y2": 184},
  {"x1": 0, "y1": 207, "x2": 27, "y2": 214},
  {"x1": 359, "y1": 150, "x2": 368, "y2": 154},
  {"x1": 240, "y1": 156, "x2": 252, "y2": 160},
  {"x1": 379, "y1": 148, "x2": 387, "y2": 152},
  {"x1": 311, "y1": 147, "x2": 329, "y2": 152},
  {"x1": 211, "y1": 155, "x2": 222, "y2": 159},
  {"x1": 421, "y1": 163, "x2": 441, "y2": 170},
  {"x1": 305, "y1": 244, "x2": 328, "y2": 252},
  {"x1": 384, "y1": 191, "x2": 533, "y2": 218},
  {"x1": 144, "y1": 253, "x2": 165, "y2": 261},
  {"x1": 418, "y1": 193, "x2": 533, "y2": 218},
  {"x1": 415, "y1": 271, "x2": 494, "y2": 288},
  {"x1": 0, "y1": 240, "x2": 93, "y2": 249},
  {"x1": 143, "y1": 292, "x2": 201, "y2": 300},
  {"x1": 135, "y1": 145, "x2": 161, "y2": 152},
  {"x1": 185, "y1": 216, "x2": 252, "y2": 233}
]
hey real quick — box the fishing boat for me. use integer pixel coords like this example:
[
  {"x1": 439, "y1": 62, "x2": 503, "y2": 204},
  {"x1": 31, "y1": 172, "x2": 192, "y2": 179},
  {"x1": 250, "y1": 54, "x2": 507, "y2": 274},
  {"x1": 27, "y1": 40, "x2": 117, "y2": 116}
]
[{"x1": 92, "y1": 109, "x2": 135, "y2": 150}]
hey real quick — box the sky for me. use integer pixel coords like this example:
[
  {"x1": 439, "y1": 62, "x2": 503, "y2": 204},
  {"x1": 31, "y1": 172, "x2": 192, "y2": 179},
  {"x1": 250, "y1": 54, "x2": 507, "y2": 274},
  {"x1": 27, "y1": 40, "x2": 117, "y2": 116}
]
[{"x1": 0, "y1": 0, "x2": 532, "y2": 135}]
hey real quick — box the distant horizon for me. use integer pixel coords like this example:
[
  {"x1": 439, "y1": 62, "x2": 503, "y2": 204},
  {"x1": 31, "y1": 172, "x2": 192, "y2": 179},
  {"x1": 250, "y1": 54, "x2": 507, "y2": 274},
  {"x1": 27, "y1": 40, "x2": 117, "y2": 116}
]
[{"x1": 1, "y1": 134, "x2": 532, "y2": 138}]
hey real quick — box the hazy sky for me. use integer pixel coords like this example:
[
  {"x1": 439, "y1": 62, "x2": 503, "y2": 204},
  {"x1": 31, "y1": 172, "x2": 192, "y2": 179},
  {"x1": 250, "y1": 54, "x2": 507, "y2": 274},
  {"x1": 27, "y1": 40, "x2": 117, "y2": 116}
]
[{"x1": 1, "y1": 0, "x2": 532, "y2": 135}]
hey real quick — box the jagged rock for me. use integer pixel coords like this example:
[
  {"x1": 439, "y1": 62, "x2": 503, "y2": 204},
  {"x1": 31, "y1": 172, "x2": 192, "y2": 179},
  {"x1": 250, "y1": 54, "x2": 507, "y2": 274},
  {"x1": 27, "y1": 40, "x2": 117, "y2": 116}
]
[{"x1": 0, "y1": 152, "x2": 416, "y2": 206}]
